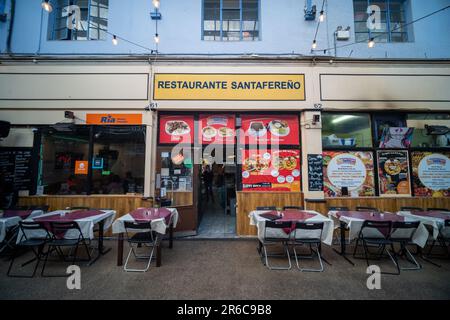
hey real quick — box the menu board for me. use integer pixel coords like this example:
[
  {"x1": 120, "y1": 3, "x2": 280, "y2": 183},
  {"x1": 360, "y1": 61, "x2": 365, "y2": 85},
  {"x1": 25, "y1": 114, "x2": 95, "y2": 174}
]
[
  {"x1": 240, "y1": 114, "x2": 300, "y2": 146},
  {"x1": 411, "y1": 152, "x2": 450, "y2": 197},
  {"x1": 308, "y1": 154, "x2": 323, "y2": 192},
  {"x1": 241, "y1": 149, "x2": 301, "y2": 192},
  {"x1": 199, "y1": 114, "x2": 235, "y2": 145},
  {"x1": 0, "y1": 148, "x2": 33, "y2": 192},
  {"x1": 159, "y1": 115, "x2": 195, "y2": 144},
  {"x1": 323, "y1": 151, "x2": 375, "y2": 197},
  {"x1": 377, "y1": 150, "x2": 411, "y2": 197}
]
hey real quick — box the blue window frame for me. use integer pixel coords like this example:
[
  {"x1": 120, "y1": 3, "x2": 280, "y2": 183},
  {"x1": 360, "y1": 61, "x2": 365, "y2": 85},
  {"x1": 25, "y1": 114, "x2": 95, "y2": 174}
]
[
  {"x1": 202, "y1": 0, "x2": 259, "y2": 41},
  {"x1": 0, "y1": 0, "x2": 5, "y2": 14},
  {"x1": 353, "y1": 0, "x2": 409, "y2": 43},
  {"x1": 48, "y1": 0, "x2": 108, "y2": 41}
]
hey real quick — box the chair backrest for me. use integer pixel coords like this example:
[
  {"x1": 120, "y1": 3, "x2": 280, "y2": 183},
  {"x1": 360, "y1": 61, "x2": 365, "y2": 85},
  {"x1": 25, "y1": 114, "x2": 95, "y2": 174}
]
[
  {"x1": 123, "y1": 221, "x2": 154, "y2": 241},
  {"x1": 360, "y1": 220, "x2": 391, "y2": 239},
  {"x1": 12, "y1": 206, "x2": 30, "y2": 210},
  {"x1": 66, "y1": 206, "x2": 90, "y2": 211},
  {"x1": 400, "y1": 206, "x2": 423, "y2": 211},
  {"x1": 329, "y1": 206, "x2": 349, "y2": 211},
  {"x1": 29, "y1": 205, "x2": 50, "y2": 212},
  {"x1": 50, "y1": 221, "x2": 83, "y2": 240},
  {"x1": 356, "y1": 206, "x2": 378, "y2": 212},
  {"x1": 391, "y1": 221, "x2": 420, "y2": 240},
  {"x1": 264, "y1": 220, "x2": 292, "y2": 239},
  {"x1": 257, "y1": 206, "x2": 277, "y2": 211},
  {"x1": 427, "y1": 208, "x2": 450, "y2": 212},
  {"x1": 293, "y1": 222, "x2": 324, "y2": 241},
  {"x1": 18, "y1": 221, "x2": 51, "y2": 242},
  {"x1": 283, "y1": 206, "x2": 304, "y2": 210}
]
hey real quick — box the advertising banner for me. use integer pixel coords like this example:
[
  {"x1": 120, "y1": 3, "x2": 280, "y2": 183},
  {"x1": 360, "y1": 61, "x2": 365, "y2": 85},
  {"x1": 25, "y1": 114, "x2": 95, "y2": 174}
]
[
  {"x1": 411, "y1": 152, "x2": 450, "y2": 197},
  {"x1": 86, "y1": 114, "x2": 142, "y2": 125},
  {"x1": 199, "y1": 114, "x2": 236, "y2": 145},
  {"x1": 323, "y1": 151, "x2": 375, "y2": 197},
  {"x1": 241, "y1": 149, "x2": 301, "y2": 192},
  {"x1": 240, "y1": 114, "x2": 300, "y2": 146},
  {"x1": 159, "y1": 115, "x2": 195, "y2": 144},
  {"x1": 377, "y1": 150, "x2": 411, "y2": 197}
]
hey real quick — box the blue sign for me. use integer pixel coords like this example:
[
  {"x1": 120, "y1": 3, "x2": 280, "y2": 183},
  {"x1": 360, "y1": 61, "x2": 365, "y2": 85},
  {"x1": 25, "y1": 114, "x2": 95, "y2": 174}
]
[{"x1": 92, "y1": 158, "x2": 104, "y2": 169}]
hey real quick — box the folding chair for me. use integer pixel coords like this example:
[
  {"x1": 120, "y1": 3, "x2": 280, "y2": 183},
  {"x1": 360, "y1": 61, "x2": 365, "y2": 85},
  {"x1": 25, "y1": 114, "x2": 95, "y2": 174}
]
[
  {"x1": 356, "y1": 206, "x2": 378, "y2": 212},
  {"x1": 390, "y1": 221, "x2": 421, "y2": 271},
  {"x1": 328, "y1": 206, "x2": 349, "y2": 245},
  {"x1": 256, "y1": 206, "x2": 277, "y2": 211},
  {"x1": 329, "y1": 206, "x2": 349, "y2": 211},
  {"x1": 7, "y1": 221, "x2": 51, "y2": 278},
  {"x1": 260, "y1": 220, "x2": 292, "y2": 270},
  {"x1": 353, "y1": 220, "x2": 399, "y2": 275},
  {"x1": 291, "y1": 222, "x2": 324, "y2": 272},
  {"x1": 283, "y1": 206, "x2": 304, "y2": 210},
  {"x1": 426, "y1": 220, "x2": 450, "y2": 259},
  {"x1": 42, "y1": 221, "x2": 91, "y2": 277},
  {"x1": 123, "y1": 221, "x2": 157, "y2": 272},
  {"x1": 400, "y1": 207, "x2": 423, "y2": 211}
]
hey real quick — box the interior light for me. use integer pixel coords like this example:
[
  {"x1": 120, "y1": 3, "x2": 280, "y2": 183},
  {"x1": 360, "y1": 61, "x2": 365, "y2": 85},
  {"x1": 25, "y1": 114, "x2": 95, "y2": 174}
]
[{"x1": 331, "y1": 115, "x2": 357, "y2": 124}]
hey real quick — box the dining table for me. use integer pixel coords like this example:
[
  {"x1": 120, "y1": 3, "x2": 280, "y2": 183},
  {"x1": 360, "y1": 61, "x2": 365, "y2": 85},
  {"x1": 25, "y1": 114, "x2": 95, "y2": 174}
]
[
  {"x1": 112, "y1": 207, "x2": 179, "y2": 268},
  {"x1": 397, "y1": 210, "x2": 450, "y2": 240},
  {"x1": 329, "y1": 210, "x2": 429, "y2": 265},
  {"x1": 0, "y1": 209, "x2": 44, "y2": 253},
  {"x1": 18, "y1": 209, "x2": 116, "y2": 265}
]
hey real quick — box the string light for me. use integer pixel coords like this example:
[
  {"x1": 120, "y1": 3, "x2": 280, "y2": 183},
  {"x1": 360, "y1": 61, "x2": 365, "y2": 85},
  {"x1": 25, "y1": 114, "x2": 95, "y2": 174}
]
[
  {"x1": 152, "y1": 0, "x2": 160, "y2": 9},
  {"x1": 368, "y1": 38, "x2": 375, "y2": 48},
  {"x1": 112, "y1": 35, "x2": 118, "y2": 46},
  {"x1": 312, "y1": 40, "x2": 317, "y2": 49},
  {"x1": 41, "y1": 0, "x2": 53, "y2": 12},
  {"x1": 154, "y1": 33, "x2": 160, "y2": 44},
  {"x1": 319, "y1": 10, "x2": 325, "y2": 22}
]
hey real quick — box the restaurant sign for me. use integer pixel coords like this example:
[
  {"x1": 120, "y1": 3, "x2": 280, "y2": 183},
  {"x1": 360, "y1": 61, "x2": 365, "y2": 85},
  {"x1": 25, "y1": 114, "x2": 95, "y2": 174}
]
[
  {"x1": 86, "y1": 114, "x2": 142, "y2": 125},
  {"x1": 153, "y1": 74, "x2": 306, "y2": 101}
]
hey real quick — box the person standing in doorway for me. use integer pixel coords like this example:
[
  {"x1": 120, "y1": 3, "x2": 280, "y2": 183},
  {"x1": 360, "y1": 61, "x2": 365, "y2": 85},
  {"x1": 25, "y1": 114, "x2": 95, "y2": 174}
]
[{"x1": 202, "y1": 166, "x2": 214, "y2": 202}]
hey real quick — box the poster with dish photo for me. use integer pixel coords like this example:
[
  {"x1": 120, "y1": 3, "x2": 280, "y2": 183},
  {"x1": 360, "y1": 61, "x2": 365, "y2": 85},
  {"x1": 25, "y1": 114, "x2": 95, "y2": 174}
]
[
  {"x1": 199, "y1": 114, "x2": 235, "y2": 145},
  {"x1": 377, "y1": 150, "x2": 411, "y2": 197},
  {"x1": 241, "y1": 149, "x2": 301, "y2": 192},
  {"x1": 239, "y1": 114, "x2": 300, "y2": 146},
  {"x1": 323, "y1": 151, "x2": 375, "y2": 197},
  {"x1": 159, "y1": 115, "x2": 194, "y2": 144},
  {"x1": 411, "y1": 152, "x2": 450, "y2": 197}
]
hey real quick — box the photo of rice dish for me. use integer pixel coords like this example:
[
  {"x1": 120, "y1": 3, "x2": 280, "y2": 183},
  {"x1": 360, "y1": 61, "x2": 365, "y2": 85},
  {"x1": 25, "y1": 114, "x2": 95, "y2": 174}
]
[
  {"x1": 269, "y1": 120, "x2": 290, "y2": 137},
  {"x1": 202, "y1": 126, "x2": 217, "y2": 139}
]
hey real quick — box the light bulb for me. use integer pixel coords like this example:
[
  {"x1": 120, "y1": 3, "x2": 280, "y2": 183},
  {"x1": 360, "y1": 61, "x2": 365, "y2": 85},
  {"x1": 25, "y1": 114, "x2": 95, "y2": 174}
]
[
  {"x1": 112, "y1": 35, "x2": 118, "y2": 46},
  {"x1": 41, "y1": 0, "x2": 53, "y2": 12},
  {"x1": 154, "y1": 33, "x2": 160, "y2": 44},
  {"x1": 312, "y1": 40, "x2": 317, "y2": 49},
  {"x1": 319, "y1": 11, "x2": 325, "y2": 22},
  {"x1": 368, "y1": 38, "x2": 375, "y2": 48},
  {"x1": 153, "y1": 0, "x2": 160, "y2": 9}
]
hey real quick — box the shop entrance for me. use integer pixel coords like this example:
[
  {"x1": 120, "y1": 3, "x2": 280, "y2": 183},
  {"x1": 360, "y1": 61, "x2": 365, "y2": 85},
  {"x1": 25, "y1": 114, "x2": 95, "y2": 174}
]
[{"x1": 197, "y1": 147, "x2": 237, "y2": 238}]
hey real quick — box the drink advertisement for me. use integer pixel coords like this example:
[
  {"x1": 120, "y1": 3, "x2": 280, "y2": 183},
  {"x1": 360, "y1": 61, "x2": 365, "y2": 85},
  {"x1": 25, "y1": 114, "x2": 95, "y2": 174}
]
[
  {"x1": 323, "y1": 151, "x2": 375, "y2": 197},
  {"x1": 198, "y1": 114, "x2": 236, "y2": 145},
  {"x1": 241, "y1": 149, "x2": 301, "y2": 192},
  {"x1": 240, "y1": 114, "x2": 300, "y2": 146},
  {"x1": 411, "y1": 152, "x2": 450, "y2": 197},
  {"x1": 159, "y1": 115, "x2": 195, "y2": 144},
  {"x1": 377, "y1": 150, "x2": 411, "y2": 197}
]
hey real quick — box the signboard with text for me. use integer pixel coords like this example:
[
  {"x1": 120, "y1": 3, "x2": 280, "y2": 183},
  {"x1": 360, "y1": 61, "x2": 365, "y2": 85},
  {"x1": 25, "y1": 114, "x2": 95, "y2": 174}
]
[
  {"x1": 86, "y1": 114, "x2": 142, "y2": 125},
  {"x1": 411, "y1": 152, "x2": 450, "y2": 197}
]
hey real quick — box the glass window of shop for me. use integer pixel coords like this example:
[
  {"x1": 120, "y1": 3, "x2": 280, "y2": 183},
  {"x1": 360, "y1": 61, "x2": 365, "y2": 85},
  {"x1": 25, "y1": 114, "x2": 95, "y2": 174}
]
[
  {"x1": 322, "y1": 113, "x2": 373, "y2": 148},
  {"x1": 40, "y1": 125, "x2": 145, "y2": 195},
  {"x1": 406, "y1": 113, "x2": 450, "y2": 148}
]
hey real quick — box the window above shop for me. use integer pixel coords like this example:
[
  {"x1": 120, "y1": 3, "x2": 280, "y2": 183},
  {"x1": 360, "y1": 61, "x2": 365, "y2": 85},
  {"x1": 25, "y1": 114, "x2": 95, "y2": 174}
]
[
  {"x1": 322, "y1": 113, "x2": 373, "y2": 148},
  {"x1": 48, "y1": 0, "x2": 109, "y2": 41},
  {"x1": 407, "y1": 113, "x2": 450, "y2": 148},
  {"x1": 202, "y1": 0, "x2": 259, "y2": 41},
  {"x1": 353, "y1": 0, "x2": 411, "y2": 43}
]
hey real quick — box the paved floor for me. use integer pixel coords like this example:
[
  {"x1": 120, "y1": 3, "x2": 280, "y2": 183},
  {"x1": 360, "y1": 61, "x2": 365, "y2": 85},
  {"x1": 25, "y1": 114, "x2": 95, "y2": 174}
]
[
  {"x1": 196, "y1": 200, "x2": 237, "y2": 239},
  {"x1": 0, "y1": 240, "x2": 449, "y2": 300}
]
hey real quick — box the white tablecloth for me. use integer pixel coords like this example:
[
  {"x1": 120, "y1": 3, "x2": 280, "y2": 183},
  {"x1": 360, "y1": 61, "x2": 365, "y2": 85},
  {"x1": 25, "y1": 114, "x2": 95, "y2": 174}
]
[
  {"x1": 397, "y1": 211, "x2": 449, "y2": 240},
  {"x1": 0, "y1": 210, "x2": 44, "y2": 243},
  {"x1": 329, "y1": 211, "x2": 429, "y2": 248},
  {"x1": 17, "y1": 210, "x2": 116, "y2": 243},
  {"x1": 112, "y1": 208, "x2": 179, "y2": 235},
  {"x1": 249, "y1": 210, "x2": 334, "y2": 245}
]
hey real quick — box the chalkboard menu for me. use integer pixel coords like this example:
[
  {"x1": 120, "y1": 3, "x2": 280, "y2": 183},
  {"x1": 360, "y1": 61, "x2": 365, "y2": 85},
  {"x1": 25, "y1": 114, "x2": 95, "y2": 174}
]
[
  {"x1": 0, "y1": 148, "x2": 33, "y2": 192},
  {"x1": 308, "y1": 154, "x2": 324, "y2": 192}
]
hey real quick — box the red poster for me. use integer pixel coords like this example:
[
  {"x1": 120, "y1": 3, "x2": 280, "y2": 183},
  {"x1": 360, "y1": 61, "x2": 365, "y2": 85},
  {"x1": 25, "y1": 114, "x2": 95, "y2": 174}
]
[
  {"x1": 242, "y1": 149, "x2": 301, "y2": 192},
  {"x1": 159, "y1": 115, "x2": 194, "y2": 144},
  {"x1": 240, "y1": 114, "x2": 300, "y2": 146},
  {"x1": 199, "y1": 114, "x2": 236, "y2": 145}
]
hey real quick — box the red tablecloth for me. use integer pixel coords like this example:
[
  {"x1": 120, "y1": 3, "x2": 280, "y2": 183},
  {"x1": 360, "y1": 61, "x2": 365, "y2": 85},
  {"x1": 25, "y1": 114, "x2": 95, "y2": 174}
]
[
  {"x1": 3, "y1": 210, "x2": 34, "y2": 219},
  {"x1": 411, "y1": 211, "x2": 450, "y2": 220},
  {"x1": 129, "y1": 208, "x2": 172, "y2": 224},
  {"x1": 267, "y1": 210, "x2": 316, "y2": 234},
  {"x1": 336, "y1": 211, "x2": 404, "y2": 222}
]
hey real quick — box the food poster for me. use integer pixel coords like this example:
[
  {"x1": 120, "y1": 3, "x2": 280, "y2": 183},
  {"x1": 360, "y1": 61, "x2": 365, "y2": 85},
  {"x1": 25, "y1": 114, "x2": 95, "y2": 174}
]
[
  {"x1": 323, "y1": 151, "x2": 375, "y2": 197},
  {"x1": 411, "y1": 152, "x2": 450, "y2": 197},
  {"x1": 159, "y1": 115, "x2": 195, "y2": 144},
  {"x1": 241, "y1": 149, "x2": 301, "y2": 192},
  {"x1": 199, "y1": 114, "x2": 235, "y2": 145},
  {"x1": 379, "y1": 127, "x2": 414, "y2": 148},
  {"x1": 377, "y1": 150, "x2": 411, "y2": 197},
  {"x1": 239, "y1": 115, "x2": 300, "y2": 146}
]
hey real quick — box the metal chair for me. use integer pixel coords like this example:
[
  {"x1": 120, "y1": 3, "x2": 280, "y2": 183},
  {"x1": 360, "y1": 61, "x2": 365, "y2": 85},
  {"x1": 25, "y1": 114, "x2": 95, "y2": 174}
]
[
  {"x1": 123, "y1": 221, "x2": 157, "y2": 272},
  {"x1": 41, "y1": 221, "x2": 91, "y2": 277},
  {"x1": 353, "y1": 220, "x2": 399, "y2": 275},
  {"x1": 426, "y1": 219, "x2": 450, "y2": 259},
  {"x1": 356, "y1": 206, "x2": 378, "y2": 212},
  {"x1": 260, "y1": 220, "x2": 292, "y2": 270},
  {"x1": 283, "y1": 206, "x2": 304, "y2": 210},
  {"x1": 66, "y1": 206, "x2": 90, "y2": 211},
  {"x1": 390, "y1": 221, "x2": 421, "y2": 271},
  {"x1": 329, "y1": 206, "x2": 349, "y2": 211},
  {"x1": 400, "y1": 206, "x2": 423, "y2": 211},
  {"x1": 29, "y1": 205, "x2": 50, "y2": 212},
  {"x1": 427, "y1": 208, "x2": 450, "y2": 212},
  {"x1": 7, "y1": 221, "x2": 51, "y2": 278},
  {"x1": 291, "y1": 222, "x2": 324, "y2": 272},
  {"x1": 256, "y1": 206, "x2": 277, "y2": 211}
]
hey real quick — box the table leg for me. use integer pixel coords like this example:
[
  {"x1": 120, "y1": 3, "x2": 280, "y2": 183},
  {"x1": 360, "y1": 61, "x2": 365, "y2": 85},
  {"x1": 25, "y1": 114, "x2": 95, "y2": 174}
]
[
  {"x1": 88, "y1": 220, "x2": 111, "y2": 266},
  {"x1": 169, "y1": 222, "x2": 174, "y2": 249},
  {"x1": 156, "y1": 243, "x2": 162, "y2": 267},
  {"x1": 117, "y1": 233, "x2": 124, "y2": 266},
  {"x1": 332, "y1": 221, "x2": 355, "y2": 266}
]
